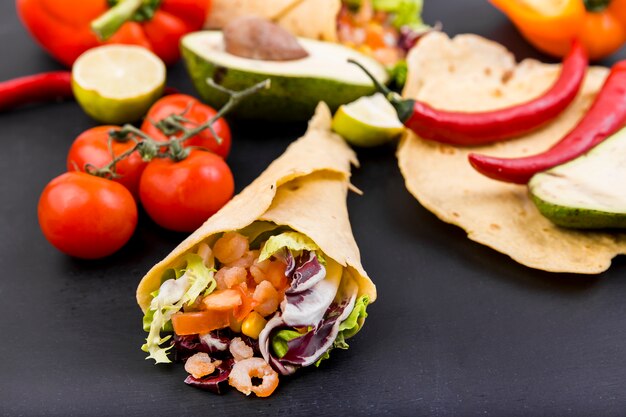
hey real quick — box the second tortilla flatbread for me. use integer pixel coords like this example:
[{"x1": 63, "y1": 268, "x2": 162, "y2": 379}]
[{"x1": 397, "y1": 32, "x2": 626, "y2": 273}]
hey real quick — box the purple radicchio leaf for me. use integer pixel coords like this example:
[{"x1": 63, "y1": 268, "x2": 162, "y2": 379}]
[
  {"x1": 281, "y1": 254, "x2": 344, "y2": 327},
  {"x1": 286, "y1": 251, "x2": 326, "y2": 294},
  {"x1": 173, "y1": 330, "x2": 231, "y2": 362},
  {"x1": 281, "y1": 292, "x2": 356, "y2": 367},
  {"x1": 259, "y1": 314, "x2": 298, "y2": 376},
  {"x1": 284, "y1": 249, "x2": 296, "y2": 277},
  {"x1": 184, "y1": 359, "x2": 234, "y2": 395},
  {"x1": 260, "y1": 283, "x2": 358, "y2": 374}
]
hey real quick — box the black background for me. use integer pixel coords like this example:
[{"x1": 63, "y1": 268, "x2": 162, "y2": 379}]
[{"x1": 2, "y1": 1, "x2": 626, "y2": 416}]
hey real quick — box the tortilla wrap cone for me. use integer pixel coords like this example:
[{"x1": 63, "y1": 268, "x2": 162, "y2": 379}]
[
  {"x1": 397, "y1": 32, "x2": 626, "y2": 273},
  {"x1": 204, "y1": 0, "x2": 340, "y2": 41},
  {"x1": 137, "y1": 102, "x2": 375, "y2": 311}
]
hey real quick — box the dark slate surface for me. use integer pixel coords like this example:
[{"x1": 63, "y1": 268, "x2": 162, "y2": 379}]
[{"x1": 1, "y1": 1, "x2": 626, "y2": 416}]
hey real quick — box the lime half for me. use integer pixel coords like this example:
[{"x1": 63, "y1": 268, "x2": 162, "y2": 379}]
[
  {"x1": 332, "y1": 93, "x2": 405, "y2": 147},
  {"x1": 72, "y1": 45, "x2": 166, "y2": 124}
]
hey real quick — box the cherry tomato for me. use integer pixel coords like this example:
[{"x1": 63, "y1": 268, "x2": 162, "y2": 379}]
[
  {"x1": 141, "y1": 94, "x2": 231, "y2": 158},
  {"x1": 38, "y1": 172, "x2": 138, "y2": 259},
  {"x1": 139, "y1": 150, "x2": 234, "y2": 232},
  {"x1": 67, "y1": 126, "x2": 147, "y2": 198}
]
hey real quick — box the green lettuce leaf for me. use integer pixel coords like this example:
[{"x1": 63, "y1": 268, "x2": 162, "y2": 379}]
[
  {"x1": 258, "y1": 231, "x2": 325, "y2": 264},
  {"x1": 339, "y1": 295, "x2": 370, "y2": 338},
  {"x1": 271, "y1": 329, "x2": 304, "y2": 358},
  {"x1": 375, "y1": 0, "x2": 425, "y2": 29},
  {"x1": 141, "y1": 253, "x2": 216, "y2": 364}
]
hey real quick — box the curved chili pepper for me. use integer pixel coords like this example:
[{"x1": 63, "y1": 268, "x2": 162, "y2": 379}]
[
  {"x1": 0, "y1": 72, "x2": 73, "y2": 112},
  {"x1": 468, "y1": 61, "x2": 626, "y2": 184},
  {"x1": 17, "y1": 0, "x2": 211, "y2": 67},
  {"x1": 490, "y1": 0, "x2": 626, "y2": 60},
  {"x1": 349, "y1": 40, "x2": 588, "y2": 146}
]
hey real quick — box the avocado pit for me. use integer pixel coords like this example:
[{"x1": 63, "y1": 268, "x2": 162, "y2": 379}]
[{"x1": 223, "y1": 16, "x2": 309, "y2": 61}]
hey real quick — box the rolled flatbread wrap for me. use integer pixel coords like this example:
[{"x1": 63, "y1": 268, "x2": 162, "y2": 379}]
[{"x1": 138, "y1": 103, "x2": 376, "y2": 396}]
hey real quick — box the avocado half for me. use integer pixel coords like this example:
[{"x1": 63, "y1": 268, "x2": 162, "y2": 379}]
[
  {"x1": 529, "y1": 127, "x2": 626, "y2": 229},
  {"x1": 181, "y1": 31, "x2": 389, "y2": 120}
]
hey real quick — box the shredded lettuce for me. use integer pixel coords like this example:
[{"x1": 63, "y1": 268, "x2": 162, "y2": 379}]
[
  {"x1": 314, "y1": 295, "x2": 370, "y2": 366},
  {"x1": 141, "y1": 253, "x2": 216, "y2": 364},
  {"x1": 259, "y1": 231, "x2": 324, "y2": 264},
  {"x1": 375, "y1": 0, "x2": 425, "y2": 29}
]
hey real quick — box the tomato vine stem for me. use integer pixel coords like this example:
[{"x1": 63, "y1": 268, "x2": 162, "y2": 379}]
[{"x1": 90, "y1": 78, "x2": 270, "y2": 177}]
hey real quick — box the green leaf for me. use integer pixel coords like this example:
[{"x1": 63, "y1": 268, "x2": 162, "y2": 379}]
[
  {"x1": 339, "y1": 295, "x2": 370, "y2": 339},
  {"x1": 142, "y1": 253, "x2": 216, "y2": 364},
  {"x1": 271, "y1": 329, "x2": 303, "y2": 358},
  {"x1": 258, "y1": 231, "x2": 324, "y2": 264}
]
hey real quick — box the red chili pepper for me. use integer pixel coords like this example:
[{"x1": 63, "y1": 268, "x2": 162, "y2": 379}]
[
  {"x1": 0, "y1": 72, "x2": 73, "y2": 111},
  {"x1": 468, "y1": 60, "x2": 626, "y2": 184},
  {"x1": 17, "y1": 0, "x2": 211, "y2": 67},
  {"x1": 349, "y1": 40, "x2": 588, "y2": 146}
]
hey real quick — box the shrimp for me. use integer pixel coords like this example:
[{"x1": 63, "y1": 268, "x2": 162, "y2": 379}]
[
  {"x1": 215, "y1": 266, "x2": 247, "y2": 290},
  {"x1": 227, "y1": 249, "x2": 259, "y2": 269},
  {"x1": 184, "y1": 352, "x2": 222, "y2": 379},
  {"x1": 250, "y1": 258, "x2": 271, "y2": 284},
  {"x1": 252, "y1": 281, "x2": 280, "y2": 317},
  {"x1": 228, "y1": 357, "x2": 279, "y2": 397},
  {"x1": 213, "y1": 232, "x2": 249, "y2": 264},
  {"x1": 229, "y1": 337, "x2": 254, "y2": 362}
]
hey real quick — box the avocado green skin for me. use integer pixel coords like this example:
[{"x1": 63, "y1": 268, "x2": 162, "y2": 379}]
[
  {"x1": 530, "y1": 192, "x2": 626, "y2": 229},
  {"x1": 182, "y1": 45, "x2": 380, "y2": 121}
]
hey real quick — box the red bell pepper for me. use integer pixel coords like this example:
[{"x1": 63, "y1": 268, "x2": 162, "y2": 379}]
[{"x1": 17, "y1": 0, "x2": 211, "y2": 67}]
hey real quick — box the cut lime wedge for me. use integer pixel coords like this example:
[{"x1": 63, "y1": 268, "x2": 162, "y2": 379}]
[
  {"x1": 72, "y1": 45, "x2": 166, "y2": 124},
  {"x1": 332, "y1": 93, "x2": 404, "y2": 147}
]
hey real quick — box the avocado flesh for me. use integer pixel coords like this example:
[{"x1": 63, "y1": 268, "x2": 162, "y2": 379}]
[
  {"x1": 529, "y1": 127, "x2": 626, "y2": 229},
  {"x1": 181, "y1": 31, "x2": 389, "y2": 120}
]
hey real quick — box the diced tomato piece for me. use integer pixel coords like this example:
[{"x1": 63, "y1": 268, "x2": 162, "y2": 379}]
[
  {"x1": 171, "y1": 310, "x2": 231, "y2": 336},
  {"x1": 202, "y1": 289, "x2": 242, "y2": 311}
]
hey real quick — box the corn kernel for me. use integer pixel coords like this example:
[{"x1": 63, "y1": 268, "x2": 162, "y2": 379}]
[{"x1": 241, "y1": 311, "x2": 267, "y2": 340}]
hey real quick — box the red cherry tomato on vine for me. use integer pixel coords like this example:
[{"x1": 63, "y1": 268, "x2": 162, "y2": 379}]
[
  {"x1": 38, "y1": 172, "x2": 138, "y2": 259},
  {"x1": 141, "y1": 94, "x2": 231, "y2": 158},
  {"x1": 139, "y1": 150, "x2": 234, "y2": 232},
  {"x1": 67, "y1": 126, "x2": 147, "y2": 198}
]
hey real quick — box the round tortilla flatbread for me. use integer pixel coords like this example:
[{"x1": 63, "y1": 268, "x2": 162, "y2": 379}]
[{"x1": 397, "y1": 32, "x2": 626, "y2": 273}]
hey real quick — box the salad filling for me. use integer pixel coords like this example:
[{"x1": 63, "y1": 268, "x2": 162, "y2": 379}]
[
  {"x1": 141, "y1": 224, "x2": 370, "y2": 397},
  {"x1": 338, "y1": 0, "x2": 431, "y2": 85}
]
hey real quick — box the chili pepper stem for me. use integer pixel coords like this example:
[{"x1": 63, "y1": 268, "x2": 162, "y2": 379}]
[
  {"x1": 347, "y1": 59, "x2": 415, "y2": 123},
  {"x1": 92, "y1": 0, "x2": 144, "y2": 41}
]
